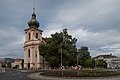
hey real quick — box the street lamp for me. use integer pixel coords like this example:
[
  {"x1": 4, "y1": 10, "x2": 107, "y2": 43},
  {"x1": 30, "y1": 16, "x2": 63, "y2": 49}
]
[
  {"x1": 60, "y1": 29, "x2": 64, "y2": 77},
  {"x1": 60, "y1": 29, "x2": 67, "y2": 77},
  {"x1": 60, "y1": 44, "x2": 63, "y2": 68},
  {"x1": 61, "y1": 29, "x2": 67, "y2": 66},
  {"x1": 77, "y1": 53, "x2": 79, "y2": 66},
  {"x1": 76, "y1": 50, "x2": 81, "y2": 76}
]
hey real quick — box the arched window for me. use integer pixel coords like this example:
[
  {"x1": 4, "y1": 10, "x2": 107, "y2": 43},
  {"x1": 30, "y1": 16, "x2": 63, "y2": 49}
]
[
  {"x1": 35, "y1": 50, "x2": 37, "y2": 57},
  {"x1": 29, "y1": 33, "x2": 31, "y2": 40},
  {"x1": 28, "y1": 49, "x2": 30, "y2": 57},
  {"x1": 36, "y1": 33, "x2": 38, "y2": 39},
  {"x1": 36, "y1": 53, "x2": 37, "y2": 57}
]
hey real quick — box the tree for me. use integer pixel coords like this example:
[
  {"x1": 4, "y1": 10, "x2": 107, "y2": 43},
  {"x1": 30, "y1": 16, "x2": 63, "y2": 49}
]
[
  {"x1": 95, "y1": 59, "x2": 107, "y2": 68},
  {"x1": 78, "y1": 46, "x2": 91, "y2": 59},
  {"x1": 78, "y1": 46, "x2": 91, "y2": 67},
  {"x1": 39, "y1": 29, "x2": 77, "y2": 68},
  {"x1": 85, "y1": 58, "x2": 95, "y2": 68}
]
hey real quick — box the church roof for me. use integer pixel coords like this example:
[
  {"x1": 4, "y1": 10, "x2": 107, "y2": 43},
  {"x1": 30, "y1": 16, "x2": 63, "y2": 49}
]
[{"x1": 28, "y1": 8, "x2": 39, "y2": 28}]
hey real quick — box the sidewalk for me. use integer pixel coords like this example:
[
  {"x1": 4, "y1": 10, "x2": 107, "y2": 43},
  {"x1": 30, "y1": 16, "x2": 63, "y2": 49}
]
[
  {"x1": 27, "y1": 72, "x2": 120, "y2": 80},
  {"x1": 17, "y1": 69, "x2": 35, "y2": 72}
]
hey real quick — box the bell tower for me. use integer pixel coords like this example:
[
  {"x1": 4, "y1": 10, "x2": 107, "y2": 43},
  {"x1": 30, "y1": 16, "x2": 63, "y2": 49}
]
[{"x1": 24, "y1": 8, "x2": 44, "y2": 69}]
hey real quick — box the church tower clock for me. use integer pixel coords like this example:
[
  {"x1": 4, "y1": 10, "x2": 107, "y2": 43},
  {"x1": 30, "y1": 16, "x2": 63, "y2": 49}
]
[{"x1": 24, "y1": 8, "x2": 44, "y2": 69}]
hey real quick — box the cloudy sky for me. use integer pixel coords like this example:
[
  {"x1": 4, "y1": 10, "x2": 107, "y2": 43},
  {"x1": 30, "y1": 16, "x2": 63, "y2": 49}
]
[{"x1": 0, "y1": 0, "x2": 120, "y2": 58}]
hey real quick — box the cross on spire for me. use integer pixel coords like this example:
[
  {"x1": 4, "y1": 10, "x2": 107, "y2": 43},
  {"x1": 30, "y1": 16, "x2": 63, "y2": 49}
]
[{"x1": 33, "y1": 8, "x2": 35, "y2": 14}]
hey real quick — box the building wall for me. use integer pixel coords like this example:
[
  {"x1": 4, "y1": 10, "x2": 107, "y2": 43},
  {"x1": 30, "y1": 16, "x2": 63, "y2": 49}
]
[
  {"x1": 107, "y1": 58, "x2": 120, "y2": 69},
  {"x1": 0, "y1": 63, "x2": 2, "y2": 68},
  {"x1": 24, "y1": 28, "x2": 43, "y2": 69},
  {"x1": 95, "y1": 56, "x2": 120, "y2": 69},
  {"x1": 11, "y1": 59, "x2": 23, "y2": 69}
]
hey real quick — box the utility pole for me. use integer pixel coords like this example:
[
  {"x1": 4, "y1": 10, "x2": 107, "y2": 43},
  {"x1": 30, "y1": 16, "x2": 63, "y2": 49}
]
[
  {"x1": 77, "y1": 50, "x2": 80, "y2": 76},
  {"x1": 61, "y1": 47, "x2": 63, "y2": 77},
  {"x1": 61, "y1": 46, "x2": 62, "y2": 68},
  {"x1": 61, "y1": 42, "x2": 63, "y2": 71},
  {"x1": 60, "y1": 29, "x2": 67, "y2": 77},
  {"x1": 77, "y1": 53, "x2": 79, "y2": 66},
  {"x1": 60, "y1": 29, "x2": 64, "y2": 77}
]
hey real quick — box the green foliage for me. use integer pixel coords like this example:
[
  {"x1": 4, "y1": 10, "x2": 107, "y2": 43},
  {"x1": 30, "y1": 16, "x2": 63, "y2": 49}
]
[
  {"x1": 95, "y1": 59, "x2": 107, "y2": 68},
  {"x1": 39, "y1": 29, "x2": 109, "y2": 69},
  {"x1": 78, "y1": 46, "x2": 91, "y2": 59},
  {"x1": 39, "y1": 29, "x2": 77, "y2": 67},
  {"x1": 85, "y1": 58, "x2": 95, "y2": 68},
  {"x1": 41, "y1": 70, "x2": 120, "y2": 77},
  {"x1": 78, "y1": 46, "x2": 92, "y2": 67}
]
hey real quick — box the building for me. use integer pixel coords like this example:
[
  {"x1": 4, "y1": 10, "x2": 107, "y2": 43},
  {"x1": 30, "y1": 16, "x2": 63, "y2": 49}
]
[
  {"x1": 0, "y1": 58, "x2": 4, "y2": 68},
  {"x1": 11, "y1": 58, "x2": 23, "y2": 69},
  {"x1": 107, "y1": 58, "x2": 120, "y2": 69},
  {"x1": 0, "y1": 63, "x2": 2, "y2": 69},
  {"x1": 0, "y1": 63, "x2": 5, "y2": 72},
  {"x1": 23, "y1": 8, "x2": 46, "y2": 69},
  {"x1": 4, "y1": 58, "x2": 15, "y2": 68},
  {"x1": 94, "y1": 54, "x2": 120, "y2": 69}
]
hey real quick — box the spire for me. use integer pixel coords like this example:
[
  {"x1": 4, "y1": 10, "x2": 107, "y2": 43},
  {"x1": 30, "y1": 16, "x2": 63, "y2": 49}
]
[
  {"x1": 32, "y1": 8, "x2": 36, "y2": 17},
  {"x1": 33, "y1": 8, "x2": 35, "y2": 14},
  {"x1": 28, "y1": 8, "x2": 39, "y2": 28}
]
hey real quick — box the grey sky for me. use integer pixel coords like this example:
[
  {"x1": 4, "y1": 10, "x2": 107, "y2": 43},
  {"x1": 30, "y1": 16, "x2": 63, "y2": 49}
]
[{"x1": 0, "y1": 0, "x2": 120, "y2": 58}]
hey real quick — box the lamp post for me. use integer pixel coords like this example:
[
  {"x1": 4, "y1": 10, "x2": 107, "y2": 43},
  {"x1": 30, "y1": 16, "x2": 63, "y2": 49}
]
[
  {"x1": 60, "y1": 29, "x2": 67, "y2": 77},
  {"x1": 61, "y1": 45, "x2": 63, "y2": 77},
  {"x1": 76, "y1": 50, "x2": 80, "y2": 76},
  {"x1": 61, "y1": 46, "x2": 63, "y2": 68},
  {"x1": 77, "y1": 53, "x2": 79, "y2": 66}
]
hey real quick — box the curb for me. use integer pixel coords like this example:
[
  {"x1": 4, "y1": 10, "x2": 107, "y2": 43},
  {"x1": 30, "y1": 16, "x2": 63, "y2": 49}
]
[{"x1": 27, "y1": 72, "x2": 120, "y2": 80}]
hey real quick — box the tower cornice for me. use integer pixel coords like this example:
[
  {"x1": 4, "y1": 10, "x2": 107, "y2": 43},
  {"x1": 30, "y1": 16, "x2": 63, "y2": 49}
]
[{"x1": 24, "y1": 27, "x2": 43, "y2": 32}]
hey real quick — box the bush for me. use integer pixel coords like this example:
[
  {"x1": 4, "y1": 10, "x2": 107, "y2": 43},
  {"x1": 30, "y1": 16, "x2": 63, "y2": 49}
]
[{"x1": 41, "y1": 70, "x2": 120, "y2": 77}]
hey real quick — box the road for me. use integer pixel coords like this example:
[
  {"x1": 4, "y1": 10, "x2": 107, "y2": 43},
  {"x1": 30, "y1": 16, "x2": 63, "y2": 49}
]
[{"x1": 0, "y1": 68, "x2": 34, "y2": 80}]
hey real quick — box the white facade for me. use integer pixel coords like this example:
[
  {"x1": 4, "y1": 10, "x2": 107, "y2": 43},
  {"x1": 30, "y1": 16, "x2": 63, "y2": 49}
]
[
  {"x1": 24, "y1": 28, "x2": 43, "y2": 69},
  {"x1": 24, "y1": 8, "x2": 45, "y2": 69},
  {"x1": 12, "y1": 58, "x2": 23, "y2": 69},
  {"x1": 107, "y1": 58, "x2": 120, "y2": 69},
  {"x1": 95, "y1": 54, "x2": 120, "y2": 69}
]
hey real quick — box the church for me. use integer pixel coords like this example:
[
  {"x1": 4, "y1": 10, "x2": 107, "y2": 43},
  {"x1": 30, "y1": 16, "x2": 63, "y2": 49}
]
[{"x1": 23, "y1": 8, "x2": 46, "y2": 69}]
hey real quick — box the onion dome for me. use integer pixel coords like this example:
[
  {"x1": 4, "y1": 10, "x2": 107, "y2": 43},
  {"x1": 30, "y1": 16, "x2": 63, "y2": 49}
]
[{"x1": 28, "y1": 8, "x2": 39, "y2": 28}]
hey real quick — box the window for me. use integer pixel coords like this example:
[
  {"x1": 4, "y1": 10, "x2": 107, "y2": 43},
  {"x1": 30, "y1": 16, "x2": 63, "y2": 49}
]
[
  {"x1": 25, "y1": 32, "x2": 27, "y2": 34},
  {"x1": 28, "y1": 49, "x2": 30, "y2": 57},
  {"x1": 29, "y1": 33, "x2": 31, "y2": 40},
  {"x1": 36, "y1": 33, "x2": 38, "y2": 39},
  {"x1": 36, "y1": 53, "x2": 37, "y2": 57},
  {"x1": 35, "y1": 50, "x2": 37, "y2": 57}
]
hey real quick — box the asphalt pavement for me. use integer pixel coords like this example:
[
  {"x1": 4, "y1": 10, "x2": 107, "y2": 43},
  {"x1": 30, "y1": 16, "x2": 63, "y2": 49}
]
[{"x1": 0, "y1": 68, "x2": 34, "y2": 80}]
